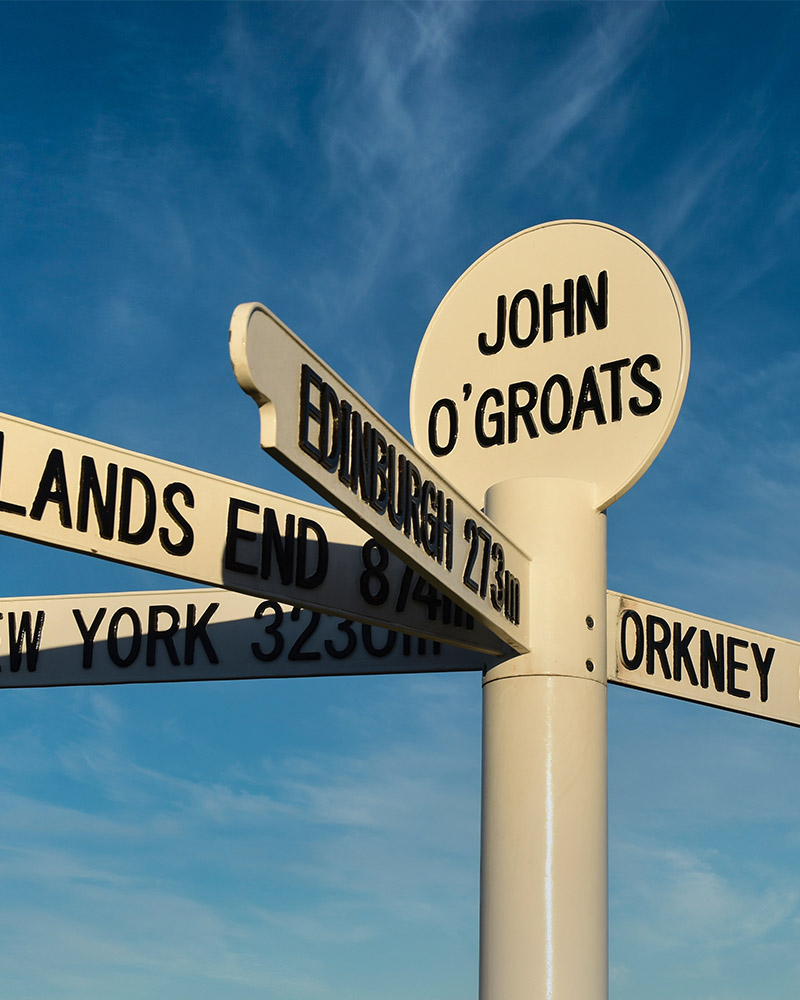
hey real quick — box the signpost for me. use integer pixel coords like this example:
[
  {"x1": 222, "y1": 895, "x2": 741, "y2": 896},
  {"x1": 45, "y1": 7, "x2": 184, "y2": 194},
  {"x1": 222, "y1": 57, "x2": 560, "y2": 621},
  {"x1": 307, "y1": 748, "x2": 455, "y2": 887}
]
[
  {"x1": 606, "y1": 591, "x2": 800, "y2": 728},
  {"x1": 407, "y1": 221, "x2": 691, "y2": 1000},
  {"x1": 6, "y1": 585, "x2": 797, "y2": 734},
  {"x1": 0, "y1": 588, "x2": 490, "y2": 687},
  {"x1": 229, "y1": 303, "x2": 532, "y2": 652},
  {"x1": 0, "y1": 412, "x2": 502, "y2": 654},
  {"x1": 6, "y1": 217, "x2": 796, "y2": 999},
  {"x1": 410, "y1": 220, "x2": 690, "y2": 511}
]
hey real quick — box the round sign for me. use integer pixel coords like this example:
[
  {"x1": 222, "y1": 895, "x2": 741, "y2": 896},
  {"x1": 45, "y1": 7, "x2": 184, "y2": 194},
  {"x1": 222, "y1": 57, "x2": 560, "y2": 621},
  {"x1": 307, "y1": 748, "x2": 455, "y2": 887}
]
[{"x1": 410, "y1": 220, "x2": 690, "y2": 511}]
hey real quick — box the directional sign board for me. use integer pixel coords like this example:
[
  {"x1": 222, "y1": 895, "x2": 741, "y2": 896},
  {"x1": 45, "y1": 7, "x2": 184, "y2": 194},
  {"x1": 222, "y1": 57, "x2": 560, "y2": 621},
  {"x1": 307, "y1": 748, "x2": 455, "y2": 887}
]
[
  {"x1": 0, "y1": 412, "x2": 503, "y2": 654},
  {"x1": 410, "y1": 221, "x2": 690, "y2": 510},
  {"x1": 0, "y1": 588, "x2": 491, "y2": 687},
  {"x1": 607, "y1": 591, "x2": 800, "y2": 727},
  {"x1": 229, "y1": 303, "x2": 532, "y2": 652},
  {"x1": 4, "y1": 584, "x2": 798, "y2": 729}
]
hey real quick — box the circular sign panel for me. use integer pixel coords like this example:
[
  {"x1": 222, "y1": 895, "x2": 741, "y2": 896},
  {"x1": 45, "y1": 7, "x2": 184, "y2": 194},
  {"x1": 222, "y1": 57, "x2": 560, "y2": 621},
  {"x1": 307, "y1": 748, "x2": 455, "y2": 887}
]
[{"x1": 410, "y1": 221, "x2": 690, "y2": 511}]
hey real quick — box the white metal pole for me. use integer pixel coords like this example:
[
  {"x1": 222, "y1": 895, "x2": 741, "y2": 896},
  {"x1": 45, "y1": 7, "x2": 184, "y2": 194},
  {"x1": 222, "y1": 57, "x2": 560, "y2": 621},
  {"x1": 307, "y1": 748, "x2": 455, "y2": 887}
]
[{"x1": 480, "y1": 478, "x2": 608, "y2": 1000}]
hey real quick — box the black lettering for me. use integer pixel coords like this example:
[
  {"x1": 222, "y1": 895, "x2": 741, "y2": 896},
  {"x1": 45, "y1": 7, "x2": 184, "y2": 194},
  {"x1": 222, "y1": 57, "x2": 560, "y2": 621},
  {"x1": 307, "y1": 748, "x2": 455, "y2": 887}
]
[
  {"x1": 296, "y1": 517, "x2": 328, "y2": 588},
  {"x1": 402, "y1": 634, "x2": 440, "y2": 656},
  {"x1": 386, "y1": 447, "x2": 406, "y2": 530},
  {"x1": 620, "y1": 611, "x2": 644, "y2": 669},
  {"x1": 540, "y1": 374, "x2": 573, "y2": 434},
  {"x1": 160, "y1": 482, "x2": 194, "y2": 556},
  {"x1": 337, "y1": 400, "x2": 353, "y2": 487},
  {"x1": 463, "y1": 519, "x2": 479, "y2": 594},
  {"x1": 146, "y1": 605, "x2": 181, "y2": 666},
  {"x1": 543, "y1": 279, "x2": 574, "y2": 340},
  {"x1": 727, "y1": 636, "x2": 749, "y2": 699},
  {"x1": 224, "y1": 498, "x2": 258, "y2": 574},
  {"x1": 475, "y1": 388, "x2": 505, "y2": 447},
  {"x1": 411, "y1": 576, "x2": 442, "y2": 620},
  {"x1": 324, "y1": 619, "x2": 357, "y2": 660},
  {"x1": 478, "y1": 295, "x2": 506, "y2": 355},
  {"x1": 572, "y1": 366, "x2": 607, "y2": 430},
  {"x1": 348, "y1": 411, "x2": 372, "y2": 502},
  {"x1": 599, "y1": 359, "x2": 631, "y2": 422},
  {"x1": 299, "y1": 364, "x2": 324, "y2": 462},
  {"x1": 360, "y1": 539, "x2": 389, "y2": 605},
  {"x1": 184, "y1": 603, "x2": 220, "y2": 665},
  {"x1": 361, "y1": 624, "x2": 397, "y2": 658},
  {"x1": 672, "y1": 623, "x2": 698, "y2": 685},
  {"x1": 576, "y1": 271, "x2": 609, "y2": 333},
  {"x1": 118, "y1": 468, "x2": 156, "y2": 544},
  {"x1": 490, "y1": 542, "x2": 505, "y2": 612},
  {"x1": 508, "y1": 382, "x2": 538, "y2": 442},
  {"x1": 107, "y1": 607, "x2": 142, "y2": 667},
  {"x1": 438, "y1": 495, "x2": 454, "y2": 570},
  {"x1": 752, "y1": 644, "x2": 774, "y2": 703},
  {"x1": 700, "y1": 630, "x2": 725, "y2": 692},
  {"x1": 30, "y1": 449, "x2": 72, "y2": 527},
  {"x1": 288, "y1": 607, "x2": 322, "y2": 661},
  {"x1": 251, "y1": 600, "x2": 283, "y2": 662},
  {"x1": 77, "y1": 457, "x2": 117, "y2": 538},
  {"x1": 369, "y1": 429, "x2": 389, "y2": 515},
  {"x1": 509, "y1": 290, "x2": 540, "y2": 348},
  {"x1": 403, "y1": 461, "x2": 422, "y2": 544},
  {"x1": 0, "y1": 432, "x2": 26, "y2": 516},
  {"x1": 503, "y1": 573, "x2": 520, "y2": 625},
  {"x1": 420, "y1": 481, "x2": 439, "y2": 558},
  {"x1": 646, "y1": 615, "x2": 671, "y2": 678},
  {"x1": 7, "y1": 611, "x2": 45, "y2": 672},
  {"x1": 629, "y1": 354, "x2": 662, "y2": 416},
  {"x1": 394, "y1": 565, "x2": 413, "y2": 613},
  {"x1": 476, "y1": 525, "x2": 492, "y2": 599},
  {"x1": 319, "y1": 382, "x2": 340, "y2": 471},
  {"x1": 72, "y1": 607, "x2": 106, "y2": 669},
  {"x1": 428, "y1": 399, "x2": 458, "y2": 457},
  {"x1": 261, "y1": 508, "x2": 295, "y2": 584}
]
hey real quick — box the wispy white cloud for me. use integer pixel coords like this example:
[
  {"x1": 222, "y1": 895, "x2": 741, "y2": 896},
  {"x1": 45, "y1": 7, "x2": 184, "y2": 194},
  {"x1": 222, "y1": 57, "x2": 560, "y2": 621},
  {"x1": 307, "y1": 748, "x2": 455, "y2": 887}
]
[
  {"x1": 647, "y1": 132, "x2": 755, "y2": 255},
  {"x1": 612, "y1": 840, "x2": 800, "y2": 953},
  {"x1": 639, "y1": 78, "x2": 795, "y2": 284},
  {"x1": 0, "y1": 787, "x2": 141, "y2": 840},
  {"x1": 503, "y1": 3, "x2": 659, "y2": 186},
  {"x1": 0, "y1": 889, "x2": 332, "y2": 998},
  {"x1": 0, "y1": 676, "x2": 480, "y2": 994}
]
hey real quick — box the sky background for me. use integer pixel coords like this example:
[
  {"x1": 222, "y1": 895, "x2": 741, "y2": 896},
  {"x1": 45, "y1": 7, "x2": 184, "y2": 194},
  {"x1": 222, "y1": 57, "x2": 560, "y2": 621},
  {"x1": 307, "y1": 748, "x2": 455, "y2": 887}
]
[{"x1": 1, "y1": 2, "x2": 800, "y2": 998}]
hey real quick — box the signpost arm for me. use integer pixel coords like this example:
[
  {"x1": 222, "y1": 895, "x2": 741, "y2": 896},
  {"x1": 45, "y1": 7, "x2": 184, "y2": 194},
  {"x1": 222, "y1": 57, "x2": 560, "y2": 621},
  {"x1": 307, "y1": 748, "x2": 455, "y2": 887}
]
[{"x1": 480, "y1": 478, "x2": 608, "y2": 1000}]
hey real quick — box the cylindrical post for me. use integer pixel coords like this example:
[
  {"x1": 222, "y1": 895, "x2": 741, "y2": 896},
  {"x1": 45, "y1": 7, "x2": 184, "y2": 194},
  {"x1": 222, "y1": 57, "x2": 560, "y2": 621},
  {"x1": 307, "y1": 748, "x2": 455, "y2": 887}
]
[{"x1": 480, "y1": 478, "x2": 608, "y2": 1000}]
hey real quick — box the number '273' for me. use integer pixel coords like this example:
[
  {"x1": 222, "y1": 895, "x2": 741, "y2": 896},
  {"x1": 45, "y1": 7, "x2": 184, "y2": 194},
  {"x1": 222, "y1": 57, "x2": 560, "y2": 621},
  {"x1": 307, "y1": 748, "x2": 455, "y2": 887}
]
[{"x1": 462, "y1": 519, "x2": 520, "y2": 625}]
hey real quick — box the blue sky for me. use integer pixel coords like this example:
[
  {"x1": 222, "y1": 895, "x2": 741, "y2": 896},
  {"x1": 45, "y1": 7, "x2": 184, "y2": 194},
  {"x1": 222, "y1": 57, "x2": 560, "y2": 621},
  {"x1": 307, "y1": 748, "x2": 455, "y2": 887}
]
[{"x1": 1, "y1": 2, "x2": 800, "y2": 997}]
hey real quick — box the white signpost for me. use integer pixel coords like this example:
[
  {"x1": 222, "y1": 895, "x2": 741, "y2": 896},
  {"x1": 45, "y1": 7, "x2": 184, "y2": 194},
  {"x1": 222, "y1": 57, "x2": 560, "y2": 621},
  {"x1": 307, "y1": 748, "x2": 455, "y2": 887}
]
[
  {"x1": 0, "y1": 412, "x2": 501, "y2": 654},
  {"x1": 229, "y1": 303, "x2": 532, "y2": 652},
  {"x1": 606, "y1": 591, "x2": 800, "y2": 728},
  {"x1": 410, "y1": 219, "x2": 690, "y2": 510},
  {"x1": 0, "y1": 588, "x2": 490, "y2": 687},
  {"x1": 407, "y1": 221, "x2": 691, "y2": 1000},
  {"x1": 7, "y1": 217, "x2": 797, "y2": 998},
  {"x1": 7, "y1": 586, "x2": 798, "y2": 732}
]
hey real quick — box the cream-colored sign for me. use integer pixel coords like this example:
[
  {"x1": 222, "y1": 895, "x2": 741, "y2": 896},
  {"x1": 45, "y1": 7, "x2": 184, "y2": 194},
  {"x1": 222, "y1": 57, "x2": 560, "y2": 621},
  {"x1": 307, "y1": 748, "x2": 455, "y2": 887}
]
[
  {"x1": 606, "y1": 592, "x2": 800, "y2": 728},
  {"x1": 410, "y1": 221, "x2": 690, "y2": 510},
  {"x1": 0, "y1": 412, "x2": 501, "y2": 653},
  {"x1": 0, "y1": 588, "x2": 491, "y2": 687},
  {"x1": 229, "y1": 303, "x2": 532, "y2": 652},
  {"x1": 4, "y1": 582, "x2": 797, "y2": 726}
]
